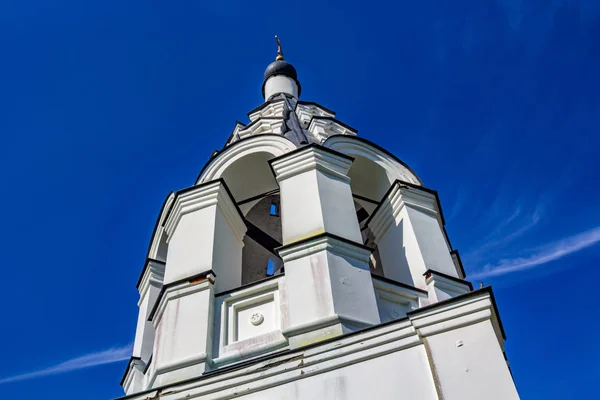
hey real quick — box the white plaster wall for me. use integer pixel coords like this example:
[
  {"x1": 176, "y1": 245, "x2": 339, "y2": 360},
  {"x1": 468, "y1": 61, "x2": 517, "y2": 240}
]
[
  {"x1": 284, "y1": 251, "x2": 335, "y2": 327},
  {"x1": 326, "y1": 251, "x2": 380, "y2": 327},
  {"x1": 165, "y1": 207, "x2": 217, "y2": 285},
  {"x1": 407, "y1": 207, "x2": 456, "y2": 277},
  {"x1": 152, "y1": 284, "x2": 213, "y2": 387},
  {"x1": 427, "y1": 319, "x2": 519, "y2": 400},
  {"x1": 212, "y1": 208, "x2": 243, "y2": 293},
  {"x1": 316, "y1": 171, "x2": 363, "y2": 243},
  {"x1": 233, "y1": 345, "x2": 438, "y2": 400},
  {"x1": 278, "y1": 171, "x2": 326, "y2": 244},
  {"x1": 376, "y1": 206, "x2": 426, "y2": 288},
  {"x1": 264, "y1": 75, "x2": 298, "y2": 99},
  {"x1": 132, "y1": 286, "x2": 160, "y2": 362}
]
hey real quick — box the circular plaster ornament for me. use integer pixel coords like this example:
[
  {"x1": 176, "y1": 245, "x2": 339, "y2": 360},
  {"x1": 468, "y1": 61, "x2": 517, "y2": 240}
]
[{"x1": 250, "y1": 312, "x2": 264, "y2": 326}]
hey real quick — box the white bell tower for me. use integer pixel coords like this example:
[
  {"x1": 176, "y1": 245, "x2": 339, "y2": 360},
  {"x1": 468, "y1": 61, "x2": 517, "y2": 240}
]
[{"x1": 119, "y1": 38, "x2": 520, "y2": 400}]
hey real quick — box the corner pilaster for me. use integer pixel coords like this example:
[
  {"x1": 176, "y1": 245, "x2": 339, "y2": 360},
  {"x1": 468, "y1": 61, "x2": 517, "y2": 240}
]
[
  {"x1": 163, "y1": 179, "x2": 246, "y2": 293},
  {"x1": 270, "y1": 144, "x2": 362, "y2": 244},
  {"x1": 148, "y1": 272, "x2": 216, "y2": 388},
  {"x1": 367, "y1": 181, "x2": 458, "y2": 290},
  {"x1": 276, "y1": 233, "x2": 380, "y2": 348}
]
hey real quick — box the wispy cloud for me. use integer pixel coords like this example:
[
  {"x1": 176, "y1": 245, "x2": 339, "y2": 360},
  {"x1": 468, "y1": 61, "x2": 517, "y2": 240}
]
[
  {"x1": 0, "y1": 343, "x2": 132, "y2": 385},
  {"x1": 465, "y1": 205, "x2": 543, "y2": 263},
  {"x1": 471, "y1": 226, "x2": 600, "y2": 279}
]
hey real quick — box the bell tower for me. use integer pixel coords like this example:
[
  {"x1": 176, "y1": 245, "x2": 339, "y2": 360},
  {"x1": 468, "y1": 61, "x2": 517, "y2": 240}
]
[{"x1": 119, "y1": 38, "x2": 520, "y2": 400}]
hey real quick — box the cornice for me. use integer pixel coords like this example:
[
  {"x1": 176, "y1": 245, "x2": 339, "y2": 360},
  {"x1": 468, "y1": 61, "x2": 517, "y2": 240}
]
[
  {"x1": 148, "y1": 270, "x2": 216, "y2": 324},
  {"x1": 238, "y1": 117, "x2": 285, "y2": 139},
  {"x1": 295, "y1": 103, "x2": 336, "y2": 126},
  {"x1": 307, "y1": 117, "x2": 358, "y2": 143},
  {"x1": 367, "y1": 180, "x2": 443, "y2": 240},
  {"x1": 407, "y1": 286, "x2": 506, "y2": 341},
  {"x1": 137, "y1": 258, "x2": 166, "y2": 300},
  {"x1": 276, "y1": 232, "x2": 372, "y2": 264},
  {"x1": 269, "y1": 144, "x2": 354, "y2": 183},
  {"x1": 248, "y1": 99, "x2": 287, "y2": 121},
  {"x1": 424, "y1": 269, "x2": 473, "y2": 291},
  {"x1": 323, "y1": 135, "x2": 423, "y2": 186},
  {"x1": 164, "y1": 180, "x2": 246, "y2": 243}
]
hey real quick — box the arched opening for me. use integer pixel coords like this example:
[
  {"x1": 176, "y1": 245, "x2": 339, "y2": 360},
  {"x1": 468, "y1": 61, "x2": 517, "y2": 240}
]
[
  {"x1": 241, "y1": 194, "x2": 283, "y2": 284},
  {"x1": 354, "y1": 201, "x2": 385, "y2": 277}
]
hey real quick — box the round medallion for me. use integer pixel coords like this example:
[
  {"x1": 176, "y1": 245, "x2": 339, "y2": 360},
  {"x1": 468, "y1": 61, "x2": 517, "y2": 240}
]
[{"x1": 250, "y1": 312, "x2": 264, "y2": 326}]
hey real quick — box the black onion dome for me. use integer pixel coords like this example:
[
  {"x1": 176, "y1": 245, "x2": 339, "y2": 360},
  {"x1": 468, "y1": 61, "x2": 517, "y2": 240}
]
[
  {"x1": 262, "y1": 60, "x2": 302, "y2": 98},
  {"x1": 264, "y1": 60, "x2": 298, "y2": 81}
]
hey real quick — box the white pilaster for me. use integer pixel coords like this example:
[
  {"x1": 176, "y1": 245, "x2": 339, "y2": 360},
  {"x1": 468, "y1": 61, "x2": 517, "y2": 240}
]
[
  {"x1": 270, "y1": 145, "x2": 362, "y2": 245},
  {"x1": 277, "y1": 234, "x2": 380, "y2": 348},
  {"x1": 132, "y1": 259, "x2": 165, "y2": 363},
  {"x1": 164, "y1": 179, "x2": 247, "y2": 293},
  {"x1": 409, "y1": 289, "x2": 518, "y2": 400},
  {"x1": 149, "y1": 273, "x2": 216, "y2": 388},
  {"x1": 368, "y1": 181, "x2": 459, "y2": 290}
]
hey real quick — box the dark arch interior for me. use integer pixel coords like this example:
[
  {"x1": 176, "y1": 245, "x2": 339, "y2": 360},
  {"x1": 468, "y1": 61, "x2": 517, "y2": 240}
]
[{"x1": 242, "y1": 194, "x2": 283, "y2": 284}]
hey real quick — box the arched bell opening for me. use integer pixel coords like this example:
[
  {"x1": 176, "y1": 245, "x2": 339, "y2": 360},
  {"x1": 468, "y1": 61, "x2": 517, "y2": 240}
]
[
  {"x1": 354, "y1": 201, "x2": 385, "y2": 278},
  {"x1": 241, "y1": 194, "x2": 283, "y2": 285},
  {"x1": 220, "y1": 152, "x2": 279, "y2": 205}
]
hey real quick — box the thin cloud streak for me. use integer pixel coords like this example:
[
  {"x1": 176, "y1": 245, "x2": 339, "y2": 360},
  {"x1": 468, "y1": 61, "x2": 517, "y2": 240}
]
[
  {"x1": 471, "y1": 226, "x2": 600, "y2": 279},
  {"x1": 0, "y1": 343, "x2": 132, "y2": 385}
]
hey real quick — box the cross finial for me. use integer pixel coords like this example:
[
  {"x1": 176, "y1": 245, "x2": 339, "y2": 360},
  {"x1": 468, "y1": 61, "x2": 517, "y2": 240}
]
[{"x1": 275, "y1": 35, "x2": 284, "y2": 61}]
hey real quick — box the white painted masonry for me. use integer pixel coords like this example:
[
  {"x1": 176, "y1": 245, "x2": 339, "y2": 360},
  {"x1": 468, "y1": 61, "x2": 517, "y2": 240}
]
[{"x1": 119, "y1": 52, "x2": 520, "y2": 399}]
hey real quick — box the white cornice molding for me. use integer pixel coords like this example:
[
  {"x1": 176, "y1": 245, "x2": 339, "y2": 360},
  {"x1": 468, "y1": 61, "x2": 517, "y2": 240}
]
[
  {"x1": 198, "y1": 135, "x2": 296, "y2": 184},
  {"x1": 164, "y1": 181, "x2": 246, "y2": 243},
  {"x1": 295, "y1": 103, "x2": 336, "y2": 126},
  {"x1": 308, "y1": 117, "x2": 357, "y2": 143},
  {"x1": 324, "y1": 136, "x2": 422, "y2": 186},
  {"x1": 121, "y1": 320, "x2": 419, "y2": 400},
  {"x1": 138, "y1": 260, "x2": 166, "y2": 301},
  {"x1": 226, "y1": 122, "x2": 247, "y2": 145},
  {"x1": 248, "y1": 100, "x2": 287, "y2": 121},
  {"x1": 238, "y1": 118, "x2": 285, "y2": 139},
  {"x1": 277, "y1": 234, "x2": 371, "y2": 264},
  {"x1": 270, "y1": 146, "x2": 353, "y2": 183},
  {"x1": 409, "y1": 291, "x2": 502, "y2": 343},
  {"x1": 368, "y1": 183, "x2": 441, "y2": 240},
  {"x1": 151, "y1": 276, "x2": 215, "y2": 328},
  {"x1": 425, "y1": 271, "x2": 471, "y2": 298}
]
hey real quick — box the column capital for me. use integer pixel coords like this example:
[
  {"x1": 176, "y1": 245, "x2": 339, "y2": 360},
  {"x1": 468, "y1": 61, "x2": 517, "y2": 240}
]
[
  {"x1": 164, "y1": 179, "x2": 246, "y2": 242},
  {"x1": 269, "y1": 144, "x2": 354, "y2": 182},
  {"x1": 367, "y1": 180, "x2": 443, "y2": 239}
]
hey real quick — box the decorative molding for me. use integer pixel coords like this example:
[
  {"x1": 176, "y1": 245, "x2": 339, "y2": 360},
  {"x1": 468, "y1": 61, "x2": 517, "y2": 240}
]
[
  {"x1": 269, "y1": 144, "x2": 354, "y2": 183},
  {"x1": 295, "y1": 103, "x2": 336, "y2": 126},
  {"x1": 213, "y1": 276, "x2": 287, "y2": 368},
  {"x1": 148, "y1": 271, "x2": 216, "y2": 323},
  {"x1": 197, "y1": 135, "x2": 296, "y2": 184},
  {"x1": 248, "y1": 100, "x2": 287, "y2": 121},
  {"x1": 367, "y1": 181, "x2": 442, "y2": 240},
  {"x1": 238, "y1": 117, "x2": 286, "y2": 139},
  {"x1": 137, "y1": 259, "x2": 166, "y2": 301},
  {"x1": 324, "y1": 135, "x2": 422, "y2": 186},
  {"x1": 307, "y1": 117, "x2": 357, "y2": 143},
  {"x1": 276, "y1": 233, "x2": 372, "y2": 264},
  {"x1": 164, "y1": 180, "x2": 246, "y2": 243},
  {"x1": 424, "y1": 269, "x2": 473, "y2": 292}
]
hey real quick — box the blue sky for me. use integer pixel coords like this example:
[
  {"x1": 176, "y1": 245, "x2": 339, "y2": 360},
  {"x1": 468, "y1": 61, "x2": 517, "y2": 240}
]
[{"x1": 0, "y1": 1, "x2": 599, "y2": 398}]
